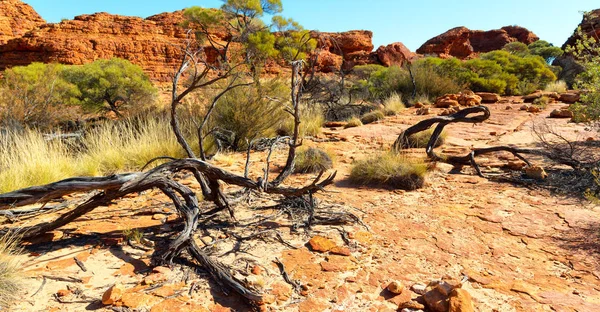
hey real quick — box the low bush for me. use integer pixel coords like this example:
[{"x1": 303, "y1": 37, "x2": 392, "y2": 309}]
[
  {"x1": 405, "y1": 129, "x2": 447, "y2": 148},
  {"x1": 294, "y1": 147, "x2": 334, "y2": 173},
  {"x1": 360, "y1": 110, "x2": 385, "y2": 124},
  {"x1": 344, "y1": 117, "x2": 363, "y2": 128},
  {"x1": 213, "y1": 79, "x2": 289, "y2": 150},
  {"x1": 383, "y1": 92, "x2": 405, "y2": 115},
  {"x1": 349, "y1": 152, "x2": 429, "y2": 190}
]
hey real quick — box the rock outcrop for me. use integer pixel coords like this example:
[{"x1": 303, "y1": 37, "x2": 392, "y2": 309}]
[
  {"x1": 312, "y1": 30, "x2": 379, "y2": 72},
  {"x1": 0, "y1": 0, "x2": 45, "y2": 44},
  {"x1": 562, "y1": 9, "x2": 600, "y2": 50},
  {"x1": 417, "y1": 26, "x2": 539, "y2": 59},
  {"x1": 555, "y1": 9, "x2": 600, "y2": 85},
  {"x1": 0, "y1": 2, "x2": 401, "y2": 81},
  {"x1": 0, "y1": 11, "x2": 189, "y2": 82},
  {"x1": 376, "y1": 42, "x2": 415, "y2": 67}
]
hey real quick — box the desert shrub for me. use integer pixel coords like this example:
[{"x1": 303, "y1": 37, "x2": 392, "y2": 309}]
[
  {"x1": 412, "y1": 52, "x2": 558, "y2": 95},
  {"x1": 364, "y1": 63, "x2": 463, "y2": 102},
  {"x1": 123, "y1": 228, "x2": 143, "y2": 243},
  {"x1": 62, "y1": 58, "x2": 157, "y2": 117},
  {"x1": 544, "y1": 80, "x2": 568, "y2": 93},
  {"x1": 0, "y1": 233, "x2": 22, "y2": 309},
  {"x1": 407, "y1": 94, "x2": 432, "y2": 107},
  {"x1": 0, "y1": 129, "x2": 78, "y2": 193},
  {"x1": 212, "y1": 79, "x2": 289, "y2": 150},
  {"x1": 405, "y1": 129, "x2": 447, "y2": 148},
  {"x1": 349, "y1": 152, "x2": 428, "y2": 190},
  {"x1": 352, "y1": 64, "x2": 386, "y2": 80},
  {"x1": 502, "y1": 42, "x2": 529, "y2": 56},
  {"x1": 360, "y1": 110, "x2": 385, "y2": 124},
  {"x1": 0, "y1": 63, "x2": 80, "y2": 130},
  {"x1": 533, "y1": 95, "x2": 551, "y2": 108},
  {"x1": 344, "y1": 117, "x2": 363, "y2": 128},
  {"x1": 277, "y1": 105, "x2": 325, "y2": 138},
  {"x1": 382, "y1": 92, "x2": 405, "y2": 115},
  {"x1": 294, "y1": 147, "x2": 333, "y2": 173}
]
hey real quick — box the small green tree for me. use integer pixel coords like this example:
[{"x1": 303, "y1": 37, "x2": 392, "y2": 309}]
[
  {"x1": 62, "y1": 58, "x2": 157, "y2": 117},
  {"x1": 528, "y1": 40, "x2": 563, "y2": 63},
  {"x1": 0, "y1": 63, "x2": 79, "y2": 129}
]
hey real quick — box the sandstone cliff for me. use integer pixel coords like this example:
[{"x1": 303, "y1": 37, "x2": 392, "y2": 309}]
[
  {"x1": 0, "y1": 0, "x2": 45, "y2": 44},
  {"x1": 0, "y1": 1, "x2": 418, "y2": 82},
  {"x1": 417, "y1": 26, "x2": 539, "y2": 59}
]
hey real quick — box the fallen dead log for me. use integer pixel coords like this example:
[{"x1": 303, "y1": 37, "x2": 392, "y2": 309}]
[{"x1": 393, "y1": 105, "x2": 583, "y2": 176}]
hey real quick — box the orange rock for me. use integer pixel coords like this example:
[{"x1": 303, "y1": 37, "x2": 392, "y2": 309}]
[
  {"x1": 320, "y1": 255, "x2": 357, "y2": 272},
  {"x1": 271, "y1": 281, "x2": 292, "y2": 301},
  {"x1": 251, "y1": 265, "x2": 262, "y2": 275},
  {"x1": 102, "y1": 283, "x2": 126, "y2": 305},
  {"x1": 307, "y1": 235, "x2": 336, "y2": 253},
  {"x1": 449, "y1": 288, "x2": 475, "y2": 312},
  {"x1": 121, "y1": 292, "x2": 162, "y2": 309},
  {"x1": 56, "y1": 289, "x2": 70, "y2": 297},
  {"x1": 387, "y1": 281, "x2": 404, "y2": 294},
  {"x1": 330, "y1": 246, "x2": 351, "y2": 256}
]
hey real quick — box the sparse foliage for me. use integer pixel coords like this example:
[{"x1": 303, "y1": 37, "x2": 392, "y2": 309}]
[{"x1": 0, "y1": 63, "x2": 79, "y2": 130}]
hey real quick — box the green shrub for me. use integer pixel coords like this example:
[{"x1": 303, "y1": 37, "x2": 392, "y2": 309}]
[
  {"x1": 294, "y1": 147, "x2": 334, "y2": 173},
  {"x1": 278, "y1": 106, "x2": 325, "y2": 137},
  {"x1": 344, "y1": 117, "x2": 363, "y2": 128},
  {"x1": 0, "y1": 63, "x2": 80, "y2": 130},
  {"x1": 349, "y1": 152, "x2": 428, "y2": 190},
  {"x1": 406, "y1": 129, "x2": 447, "y2": 148},
  {"x1": 544, "y1": 80, "x2": 568, "y2": 93},
  {"x1": 360, "y1": 110, "x2": 385, "y2": 124},
  {"x1": 213, "y1": 79, "x2": 290, "y2": 150},
  {"x1": 365, "y1": 62, "x2": 463, "y2": 102}
]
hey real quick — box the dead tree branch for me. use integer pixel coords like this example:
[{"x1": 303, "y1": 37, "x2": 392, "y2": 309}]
[{"x1": 393, "y1": 105, "x2": 583, "y2": 177}]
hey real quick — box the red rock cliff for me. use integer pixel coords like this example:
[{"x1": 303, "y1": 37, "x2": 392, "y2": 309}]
[
  {"x1": 0, "y1": 1, "x2": 416, "y2": 81},
  {"x1": 562, "y1": 9, "x2": 600, "y2": 50},
  {"x1": 0, "y1": 0, "x2": 45, "y2": 44},
  {"x1": 417, "y1": 26, "x2": 539, "y2": 59}
]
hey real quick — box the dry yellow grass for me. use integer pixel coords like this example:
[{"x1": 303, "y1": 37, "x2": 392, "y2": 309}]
[
  {"x1": 294, "y1": 147, "x2": 334, "y2": 173},
  {"x1": 0, "y1": 233, "x2": 23, "y2": 309},
  {"x1": 0, "y1": 116, "x2": 192, "y2": 193},
  {"x1": 349, "y1": 152, "x2": 429, "y2": 190}
]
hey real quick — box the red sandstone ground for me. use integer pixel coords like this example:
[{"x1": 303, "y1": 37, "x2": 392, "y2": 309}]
[{"x1": 7, "y1": 99, "x2": 600, "y2": 312}]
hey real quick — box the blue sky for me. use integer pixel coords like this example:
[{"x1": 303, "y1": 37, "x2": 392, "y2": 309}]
[{"x1": 24, "y1": 0, "x2": 599, "y2": 51}]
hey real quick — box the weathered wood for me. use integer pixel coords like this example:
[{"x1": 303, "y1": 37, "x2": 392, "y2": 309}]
[{"x1": 393, "y1": 105, "x2": 582, "y2": 177}]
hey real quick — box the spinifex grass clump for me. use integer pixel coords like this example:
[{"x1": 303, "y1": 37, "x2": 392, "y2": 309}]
[
  {"x1": 349, "y1": 152, "x2": 429, "y2": 190},
  {"x1": 382, "y1": 92, "x2": 406, "y2": 116},
  {"x1": 0, "y1": 233, "x2": 23, "y2": 309},
  {"x1": 405, "y1": 128, "x2": 447, "y2": 148},
  {"x1": 360, "y1": 110, "x2": 385, "y2": 125},
  {"x1": 294, "y1": 147, "x2": 334, "y2": 173},
  {"x1": 344, "y1": 117, "x2": 363, "y2": 129}
]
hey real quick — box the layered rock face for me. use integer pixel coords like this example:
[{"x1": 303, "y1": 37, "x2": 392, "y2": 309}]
[
  {"x1": 0, "y1": 10, "x2": 190, "y2": 82},
  {"x1": 0, "y1": 0, "x2": 45, "y2": 44},
  {"x1": 417, "y1": 26, "x2": 539, "y2": 59},
  {"x1": 0, "y1": 1, "x2": 418, "y2": 82}
]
